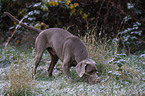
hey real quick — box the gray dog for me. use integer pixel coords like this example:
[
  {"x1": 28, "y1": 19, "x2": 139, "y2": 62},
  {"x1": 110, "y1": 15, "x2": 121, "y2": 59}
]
[{"x1": 5, "y1": 12, "x2": 99, "y2": 83}]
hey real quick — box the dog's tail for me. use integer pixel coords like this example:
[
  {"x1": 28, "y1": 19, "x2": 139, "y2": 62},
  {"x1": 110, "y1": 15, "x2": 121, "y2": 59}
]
[{"x1": 4, "y1": 12, "x2": 41, "y2": 33}]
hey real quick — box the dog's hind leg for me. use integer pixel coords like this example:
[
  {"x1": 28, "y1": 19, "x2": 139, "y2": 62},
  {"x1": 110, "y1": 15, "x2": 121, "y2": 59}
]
[
  {"x1": 32, "y1": 36, "x2": 46, "y2": 79},
  {"x1": 47, "y1": 48, "x2": 59, "y2": 77},
  {"x1": 32, "y1": 49, "x2": 44, "y2": 78}
]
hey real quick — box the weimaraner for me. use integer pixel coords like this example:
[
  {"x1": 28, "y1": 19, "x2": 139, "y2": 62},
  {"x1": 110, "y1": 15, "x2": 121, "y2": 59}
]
[{"x1": 4, "y1": 12, "x2": 99, "y2": 83}]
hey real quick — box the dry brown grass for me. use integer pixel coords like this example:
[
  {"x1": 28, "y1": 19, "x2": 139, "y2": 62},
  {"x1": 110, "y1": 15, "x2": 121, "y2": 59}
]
[
  {"x1": 81, "y1": 33, "x2": 119, "y2": 76},
  {"x1": 3, "y1": 55, "x2": 36, "y2": 96}
]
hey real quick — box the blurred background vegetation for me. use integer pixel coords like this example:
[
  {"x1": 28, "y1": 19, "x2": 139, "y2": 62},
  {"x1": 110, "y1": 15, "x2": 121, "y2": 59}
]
[{"x1": 0, "y1": 0, "x2": 145, "y2": 53}]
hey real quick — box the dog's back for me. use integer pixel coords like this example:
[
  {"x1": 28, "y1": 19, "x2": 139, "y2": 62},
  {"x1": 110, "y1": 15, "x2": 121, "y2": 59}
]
[
  {"x1": 38, "y1": 28, "x2": 88, "y2": 62},
  {"x1": 36, "y1": 28, "x2": 74, "y2": 60}
]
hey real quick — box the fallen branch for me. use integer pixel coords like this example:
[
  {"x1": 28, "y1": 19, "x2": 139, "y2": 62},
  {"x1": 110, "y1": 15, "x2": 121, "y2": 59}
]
[{"x1": 2, "y1": 14, "x2": 27, "y2": 56}]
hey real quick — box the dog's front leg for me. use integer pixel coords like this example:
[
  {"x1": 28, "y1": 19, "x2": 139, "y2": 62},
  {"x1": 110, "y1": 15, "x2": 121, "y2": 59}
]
[{"x1": 62, "y1": 59, "x2": 72, "y2": 82}]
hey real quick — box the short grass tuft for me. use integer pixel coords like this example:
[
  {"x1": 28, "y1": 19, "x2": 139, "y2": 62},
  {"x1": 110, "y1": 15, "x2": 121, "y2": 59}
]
[{"x1": 2, "y1": 54, "x2": 36, "y2": 96}]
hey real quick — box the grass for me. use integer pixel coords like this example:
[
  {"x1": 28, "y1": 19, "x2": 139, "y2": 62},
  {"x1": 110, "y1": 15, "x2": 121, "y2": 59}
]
[
  {"x1": 0, "y1": 36, "x2": 145, "y2": 95},
  {"x1": 0, "y1": 47, "x2": 36, "y2": 95}
]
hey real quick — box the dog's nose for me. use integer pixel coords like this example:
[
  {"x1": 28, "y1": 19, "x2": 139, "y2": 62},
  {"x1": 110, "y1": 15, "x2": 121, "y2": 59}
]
[{"x1": 95, "y1": 78, "x2": 102, "y2": 83}]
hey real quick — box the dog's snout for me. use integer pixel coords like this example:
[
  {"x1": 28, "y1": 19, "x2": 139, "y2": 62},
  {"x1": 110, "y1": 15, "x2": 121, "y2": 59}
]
[{"x1": 95, "y1": 77, "x2": 102, "y2": 83}]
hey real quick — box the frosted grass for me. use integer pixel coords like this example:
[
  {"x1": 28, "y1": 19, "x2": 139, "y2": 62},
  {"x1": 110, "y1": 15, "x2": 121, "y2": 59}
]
[
  {"x1": 0, "y1": 46, "x2": 144, "y2": 95},
  {"x1": 36, "y1": 77, "x2": 144, "y2": 95}
]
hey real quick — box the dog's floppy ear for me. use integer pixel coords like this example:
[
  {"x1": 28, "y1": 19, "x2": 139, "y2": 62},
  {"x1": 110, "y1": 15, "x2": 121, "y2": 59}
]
[
  {"x1": 76, "y1": 59, "x2": 97, "y2": 77},
  {"x1": 76, "y1": 61, "x2": 87, "y2": 77}
]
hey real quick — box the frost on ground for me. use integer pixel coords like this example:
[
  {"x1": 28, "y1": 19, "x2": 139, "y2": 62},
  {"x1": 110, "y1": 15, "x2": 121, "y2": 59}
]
[
  {"x1": 36, "y1": 76, "x2": 145, "y2": 96},
  {"x1": 0, "y1": 67, "x2": 10, "y2": 95},
  {"x1": 1, "y1": 77, "x2": 144, "y2": 95}
]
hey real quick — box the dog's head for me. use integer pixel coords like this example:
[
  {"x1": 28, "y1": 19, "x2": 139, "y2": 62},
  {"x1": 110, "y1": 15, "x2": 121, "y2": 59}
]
[{"x1": 76, "y1": 59, "x2": 100, "y2": 84}]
